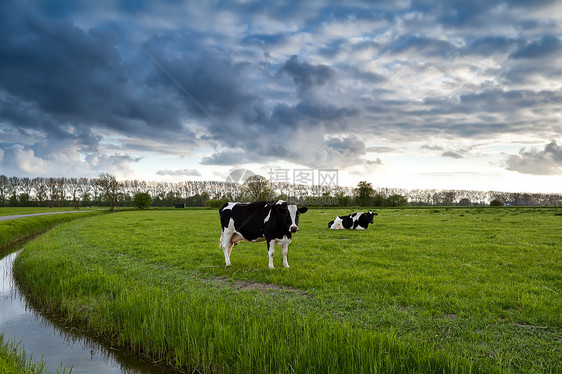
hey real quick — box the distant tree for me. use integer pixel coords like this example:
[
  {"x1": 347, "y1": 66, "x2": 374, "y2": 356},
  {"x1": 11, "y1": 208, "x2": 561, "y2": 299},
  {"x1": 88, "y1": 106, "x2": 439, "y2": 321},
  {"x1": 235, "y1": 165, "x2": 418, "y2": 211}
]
[
  {"x1": 334, "y1": 192, "x2": 349, "y2": 206},
  {"x1": 186, "y1": 193, "x2": 207, "y2": 207},
  {"x1": 96, "y1": 173, "x2": 121, "y2": 212},
  {"x1": 354, "y1": 181, "x2": 375, "y2": 206},
  {"x1": 67, "y1": 177, "x2": 82, "y2": 209},
  {"x1": 490, "y1": 199, "x2": 504, "y2": 207},
  {"x1": 200, "y1": 191, "x2": 210, "y2": 206},
  {"x1": 241, "y1": 175, "x2": 274, "y2": 201},
  {"x1": 0, "y1": 175, "x2": 7, "y2": 206},
  {"x1": 372, "y1": 193, "x2": 385, "y2": 207},
  {"x1": 18, "y1": 193, "x2": 31, "y2": 207},
  {"x1": 385, "y1": 194, "x2": 408, "y2": 207},
  {"x1": 132, "y1": 192, "x2": 152, "y2": 210},
  {"x1": 458, "y1": 198, "x2": 472, "y2": 206},
  {"x1": 208, "y1": 198, "x2": 228, "y2": 209}
]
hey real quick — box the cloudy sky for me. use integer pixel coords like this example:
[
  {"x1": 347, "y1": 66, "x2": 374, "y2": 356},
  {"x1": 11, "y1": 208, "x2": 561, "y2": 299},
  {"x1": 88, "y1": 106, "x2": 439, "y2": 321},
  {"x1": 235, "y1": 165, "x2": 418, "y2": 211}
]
[{"x1": 1, "y1": 0, "x2": 561, "y2": 193}]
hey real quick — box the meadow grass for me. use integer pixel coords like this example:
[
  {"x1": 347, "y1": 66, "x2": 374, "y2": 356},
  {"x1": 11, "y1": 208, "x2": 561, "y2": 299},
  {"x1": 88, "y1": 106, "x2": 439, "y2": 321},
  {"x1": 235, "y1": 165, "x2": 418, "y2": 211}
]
[{"x1": 13, "y1": 207, "x2": 562, "y2": 373}]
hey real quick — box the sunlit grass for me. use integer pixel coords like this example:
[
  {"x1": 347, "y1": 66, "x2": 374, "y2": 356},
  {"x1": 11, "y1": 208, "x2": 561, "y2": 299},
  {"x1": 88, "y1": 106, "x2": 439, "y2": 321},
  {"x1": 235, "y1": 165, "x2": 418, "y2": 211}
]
[{"x1": 13, "y1": 207, "x2": 562, "y2": 373}]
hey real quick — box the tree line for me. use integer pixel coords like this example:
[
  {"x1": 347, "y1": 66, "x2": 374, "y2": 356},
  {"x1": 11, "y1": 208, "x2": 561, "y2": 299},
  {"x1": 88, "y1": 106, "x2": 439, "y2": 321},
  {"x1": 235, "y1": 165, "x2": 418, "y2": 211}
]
[{"x1": 1, "y1": 174, "x2": 560, "y2": 209}]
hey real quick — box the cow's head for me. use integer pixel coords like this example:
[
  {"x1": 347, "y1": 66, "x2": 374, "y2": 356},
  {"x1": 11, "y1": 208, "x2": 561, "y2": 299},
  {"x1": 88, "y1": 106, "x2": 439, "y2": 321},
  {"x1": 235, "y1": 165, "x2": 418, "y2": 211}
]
[
  {"x1": 275, "y1": 201, "x2": 308, "y2": 233},
  {"x1": 366, "y1": 210, "x2": 378, "y2": 224}
]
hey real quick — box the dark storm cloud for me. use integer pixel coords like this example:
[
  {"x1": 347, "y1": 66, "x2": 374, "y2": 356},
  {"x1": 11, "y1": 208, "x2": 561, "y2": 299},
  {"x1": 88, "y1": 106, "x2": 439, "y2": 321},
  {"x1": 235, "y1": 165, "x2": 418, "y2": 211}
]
[
  {"x1": 144, "y1": 37, "x2": 257, "y2": 120},
  {"x1": 200, "y1": 150, "x2": 254, "y2": 166},
  {"x1": 464, "y1": 36, "x2": 519, "y2": 56},
  {"x1": 0, "y1": 4, "x2": 195, "y2": 150},
  {"x1": 505, "y1": 140, "x2": 562, "y2": 175},
  {"x1": 510, "y1": 35, "x2": 561, "y2": 59},
  {"x1": 277, "y1": 55, "x2": 335, "y2": 94},
  {"x1": 1, "y1": 0, "x2": 561, "y2": 176}
]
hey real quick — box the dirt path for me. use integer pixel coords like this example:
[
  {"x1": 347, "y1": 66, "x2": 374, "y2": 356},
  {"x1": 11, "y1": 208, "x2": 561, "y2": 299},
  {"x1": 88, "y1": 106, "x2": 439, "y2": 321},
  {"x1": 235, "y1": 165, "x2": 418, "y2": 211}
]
[{"x1": 0, "y1": 210, "x2": 93, "y2": 222}]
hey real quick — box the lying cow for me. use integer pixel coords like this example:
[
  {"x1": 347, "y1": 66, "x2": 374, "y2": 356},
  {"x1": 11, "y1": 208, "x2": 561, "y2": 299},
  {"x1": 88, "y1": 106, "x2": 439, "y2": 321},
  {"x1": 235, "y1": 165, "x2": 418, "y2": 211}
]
[
  {"x1": 328, "y1": 210, "x2": 377, "y2": 229},
  {"x1": 219, "y1": 200, "x2": 308, "y2": 269}
]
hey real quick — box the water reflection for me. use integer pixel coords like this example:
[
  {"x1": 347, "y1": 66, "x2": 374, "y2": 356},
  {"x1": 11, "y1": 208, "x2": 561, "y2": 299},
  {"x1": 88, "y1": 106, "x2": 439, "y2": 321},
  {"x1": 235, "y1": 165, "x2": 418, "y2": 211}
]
[{"x1": 1, "y1": 249, "x2": 170, "y2": 374}]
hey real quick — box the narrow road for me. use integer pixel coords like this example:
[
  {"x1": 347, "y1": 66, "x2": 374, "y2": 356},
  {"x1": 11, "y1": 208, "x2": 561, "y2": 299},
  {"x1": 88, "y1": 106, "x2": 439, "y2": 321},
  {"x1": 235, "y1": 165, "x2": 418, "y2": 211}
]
[{"x1": 0, "y1": 210, "x2": 93, "y2": 222}]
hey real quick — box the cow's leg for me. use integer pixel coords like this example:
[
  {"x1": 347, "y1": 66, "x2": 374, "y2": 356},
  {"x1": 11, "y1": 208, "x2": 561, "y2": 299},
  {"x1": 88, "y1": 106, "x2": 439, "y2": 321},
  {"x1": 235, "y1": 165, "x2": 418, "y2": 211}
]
[
  {"x1": 282, "y1": 243, "x2": 290, "y2": 268},
  {"x1": 221, "y1": 231, "x2": 233, "y2": 267},
  {"x1": 267, "y1": 240, "x2": 275, "y2": 269},
  {"x1": 222, "y1": 244, "x2": 232, "y2": 267}
]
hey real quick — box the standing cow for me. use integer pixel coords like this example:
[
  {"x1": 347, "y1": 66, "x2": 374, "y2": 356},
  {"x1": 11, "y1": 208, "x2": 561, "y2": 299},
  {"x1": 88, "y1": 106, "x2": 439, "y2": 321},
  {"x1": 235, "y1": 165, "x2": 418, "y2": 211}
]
[
  {"x1": 219, "y1": 200, "x2": 308, "y2": 269},
  {"x1": 328, "y1": 210, "x2": 377, "y2": 229}
]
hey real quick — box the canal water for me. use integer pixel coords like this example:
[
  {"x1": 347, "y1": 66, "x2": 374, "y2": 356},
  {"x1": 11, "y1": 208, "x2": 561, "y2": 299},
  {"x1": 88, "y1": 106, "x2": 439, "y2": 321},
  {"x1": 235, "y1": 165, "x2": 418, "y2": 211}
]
[{"x1": 0, "y1": 248, "x2": 170, "y2": 374}]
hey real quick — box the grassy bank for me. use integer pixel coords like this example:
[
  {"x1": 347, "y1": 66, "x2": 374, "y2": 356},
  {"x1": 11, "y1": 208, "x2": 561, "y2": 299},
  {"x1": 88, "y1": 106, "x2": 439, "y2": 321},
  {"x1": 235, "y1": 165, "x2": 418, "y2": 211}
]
[
  {"x1": 13, "y1": 207, "x2": 562, "y2": 373},
  {"x1": 0, "y1": 208, "x2": 107, "y2": 373},
  {"x1": 0, "y1": 209, "x2": 105, "y2": 249},
  {"x1": 0, "y1": 207, "x2": 82, "y2": 217}
]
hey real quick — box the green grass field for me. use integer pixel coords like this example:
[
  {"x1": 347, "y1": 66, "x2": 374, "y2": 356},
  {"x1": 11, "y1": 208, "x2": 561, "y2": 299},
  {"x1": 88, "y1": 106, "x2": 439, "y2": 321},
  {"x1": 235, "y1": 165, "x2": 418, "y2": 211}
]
[{"x1": 13, "y1": 207, "x2": 562, "y2": 373}]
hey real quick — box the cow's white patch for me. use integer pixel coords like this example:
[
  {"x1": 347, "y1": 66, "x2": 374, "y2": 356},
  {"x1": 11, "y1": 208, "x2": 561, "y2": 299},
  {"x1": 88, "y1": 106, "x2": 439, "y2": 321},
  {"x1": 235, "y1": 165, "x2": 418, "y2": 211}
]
[
  {"x1": 275, "y1": 235, "x2": 291, "y2": 247},
  {"x1": 288, "y1": 204, "x2": 298, "y2": 229},
  {"x1": 222, "y1": 202, "x2": 238, "y2": 211},
  {"x1": 329, "y1": 217, "x2": 344, "y2": 229},
  {"x1": 264, "y1": 210, "x2": 271, "y2": 223},
  {"x1": 276, "y1": 200, "x2": 285, "y2": 205}
]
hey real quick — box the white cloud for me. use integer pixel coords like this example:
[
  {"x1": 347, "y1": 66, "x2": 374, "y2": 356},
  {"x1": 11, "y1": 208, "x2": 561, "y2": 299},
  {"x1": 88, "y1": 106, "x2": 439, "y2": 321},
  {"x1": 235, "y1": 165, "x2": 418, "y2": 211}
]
[
  {"x1": 505, "y1": 140, "x2": 562, "y2": 175},
  {"x1": 156, "y1": 169, "x2": 202, "y2": 177},
  {"x1": 2, "y1": 145, "x2": 45, "y2": 175}
]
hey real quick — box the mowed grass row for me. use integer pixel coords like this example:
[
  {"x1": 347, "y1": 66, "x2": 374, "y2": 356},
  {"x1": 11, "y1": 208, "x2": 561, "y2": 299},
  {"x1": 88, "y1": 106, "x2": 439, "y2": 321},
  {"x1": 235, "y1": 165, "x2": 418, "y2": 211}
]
[{"x1": 13, "y1": 207, "x2": 562, "y2": 373}]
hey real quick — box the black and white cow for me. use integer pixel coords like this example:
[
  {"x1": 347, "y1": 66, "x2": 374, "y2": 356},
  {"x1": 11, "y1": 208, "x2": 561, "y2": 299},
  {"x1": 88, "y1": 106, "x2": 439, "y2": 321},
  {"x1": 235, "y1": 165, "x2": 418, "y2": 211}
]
[
  {"x1": 219, "y1": 200, "x2": 308, "y2": 269},
  {"x1": 328, "y1": 210, "x2": 377, "y2": 230}
]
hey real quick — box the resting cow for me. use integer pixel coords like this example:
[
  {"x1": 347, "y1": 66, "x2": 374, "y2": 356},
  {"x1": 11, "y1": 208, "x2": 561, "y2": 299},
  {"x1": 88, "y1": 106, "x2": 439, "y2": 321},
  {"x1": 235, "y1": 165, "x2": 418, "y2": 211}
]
[
  {"x1": 219, "y1": 200, "x2": 308, "y2": 269},
  {"x1": 328, "y1": 210, "x2": 377, "y2": 229}
]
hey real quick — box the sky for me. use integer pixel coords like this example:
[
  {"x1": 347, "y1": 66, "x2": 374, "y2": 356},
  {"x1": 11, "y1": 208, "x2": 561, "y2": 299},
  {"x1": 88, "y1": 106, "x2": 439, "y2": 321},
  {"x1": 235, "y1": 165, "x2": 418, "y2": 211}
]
[{"x1": 1, "y1": 0, "x2": 561, "y2": 193}]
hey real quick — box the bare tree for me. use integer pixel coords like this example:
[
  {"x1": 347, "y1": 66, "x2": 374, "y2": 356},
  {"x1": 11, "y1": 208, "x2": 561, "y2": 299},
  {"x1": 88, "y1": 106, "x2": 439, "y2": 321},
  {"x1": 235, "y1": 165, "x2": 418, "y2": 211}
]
[
  {"x1": 96, "y1": 173, "x2": 121, "y2": 212},
  {"x1": 32, "y1": 177, "x2": 47, "y2": 206},
  {"x1": 0, "y1": 175, "x2": 8, "y2": 206},
  {"x1": 67, "y1": 177, "x2": 82, "y2": 209},
  {"x1": 241, "y1": 175, "x2": 274, "y2": 201}
]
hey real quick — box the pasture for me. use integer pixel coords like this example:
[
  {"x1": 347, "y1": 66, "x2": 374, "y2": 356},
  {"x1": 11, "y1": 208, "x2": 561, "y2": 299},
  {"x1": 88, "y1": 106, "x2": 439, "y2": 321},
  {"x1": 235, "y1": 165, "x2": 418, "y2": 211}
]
[{"x1": 13, "y1": 207, "x2": 562, "y2": 373}]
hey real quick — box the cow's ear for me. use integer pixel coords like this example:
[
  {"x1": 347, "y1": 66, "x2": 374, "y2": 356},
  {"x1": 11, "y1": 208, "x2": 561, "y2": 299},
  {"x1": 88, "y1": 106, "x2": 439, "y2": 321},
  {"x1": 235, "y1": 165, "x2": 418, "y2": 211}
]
[{"x1": 299, "y1": 207, "x2": 308, "y2": 214}]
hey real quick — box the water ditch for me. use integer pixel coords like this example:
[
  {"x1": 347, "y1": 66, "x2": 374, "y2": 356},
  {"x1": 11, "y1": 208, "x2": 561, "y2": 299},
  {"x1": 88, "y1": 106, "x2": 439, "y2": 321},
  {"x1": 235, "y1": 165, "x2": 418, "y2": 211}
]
[{"x1": 1, "y1": 247, "x2": 170, "y2": 374}]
